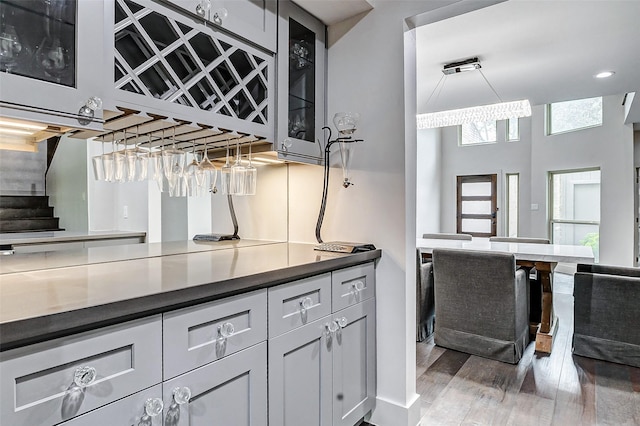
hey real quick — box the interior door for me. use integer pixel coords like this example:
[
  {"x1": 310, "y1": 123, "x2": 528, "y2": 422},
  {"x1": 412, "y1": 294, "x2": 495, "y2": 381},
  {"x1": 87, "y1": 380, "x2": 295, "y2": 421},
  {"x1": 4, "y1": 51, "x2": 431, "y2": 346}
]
[{"x1": 456, "y1": 174, "x2": 497, "y2": 237}]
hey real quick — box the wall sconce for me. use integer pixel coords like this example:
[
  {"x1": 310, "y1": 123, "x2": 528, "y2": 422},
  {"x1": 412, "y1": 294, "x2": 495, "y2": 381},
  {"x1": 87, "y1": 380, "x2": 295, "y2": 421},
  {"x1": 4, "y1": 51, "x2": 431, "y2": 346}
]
[{"x1": 314, "y1": 112, "x2": 376, "y2": 253}]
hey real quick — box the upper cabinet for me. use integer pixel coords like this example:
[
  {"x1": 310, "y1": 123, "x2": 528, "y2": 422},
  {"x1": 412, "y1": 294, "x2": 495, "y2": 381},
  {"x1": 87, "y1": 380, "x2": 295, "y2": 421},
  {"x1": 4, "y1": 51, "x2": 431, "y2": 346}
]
[
  {"x1": 276, "y1": 0, "x2": 326, "y2": 165},
  {"x1": 0, "y1": 0, "x2": 105, "y2": 130},
  {"x1": 157, "y1": 0, "x2": 277, "y2": 53},
  {"x1": 106, "y1": 0, "x2": 275, "y2": 140}
]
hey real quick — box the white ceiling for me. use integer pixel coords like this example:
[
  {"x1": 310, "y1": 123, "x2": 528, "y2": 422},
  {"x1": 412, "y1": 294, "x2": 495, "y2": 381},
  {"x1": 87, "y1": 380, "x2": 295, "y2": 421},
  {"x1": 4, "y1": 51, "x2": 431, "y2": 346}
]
[
  {"x1": 415, "y1": 0, "x2": 640, "y2": 125},
  {"x1": 291, "y1": 0, "x2": 373, "y2": 25}
]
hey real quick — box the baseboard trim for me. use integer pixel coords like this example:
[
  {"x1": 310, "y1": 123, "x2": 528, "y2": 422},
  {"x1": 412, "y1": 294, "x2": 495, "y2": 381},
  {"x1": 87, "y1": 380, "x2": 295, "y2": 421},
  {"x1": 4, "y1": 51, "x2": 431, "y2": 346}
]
[{"x1": 367, "y1": 393, "x2": 421, "y2": 426}]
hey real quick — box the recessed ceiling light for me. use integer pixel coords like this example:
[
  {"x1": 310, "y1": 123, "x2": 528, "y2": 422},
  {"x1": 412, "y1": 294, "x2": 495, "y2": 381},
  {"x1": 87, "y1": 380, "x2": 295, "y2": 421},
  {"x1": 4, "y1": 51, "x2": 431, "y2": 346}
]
[{"x1": 595, "y1": 71, "x2": 615, "y2": 79}]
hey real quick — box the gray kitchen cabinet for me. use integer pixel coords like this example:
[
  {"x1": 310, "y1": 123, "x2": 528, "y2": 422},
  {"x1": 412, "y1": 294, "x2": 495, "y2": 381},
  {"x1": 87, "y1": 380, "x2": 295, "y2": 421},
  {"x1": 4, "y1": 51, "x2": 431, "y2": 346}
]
[
  {"x1": 276, "y1": 0, "x2": 326, "y2": 164},
  {"x1": 268, "y1": 315, "x2": 334, "y2": 426},
  {"x1": 58, "y1": 384, "x2": 164, "y2": 426},
  {"x1": 269, "y1": 287, "x2": 376, "y2": 426},
  {"x1": 106, "y1": 0, "x2": 275, "y2": 139},
  {"x1": 0, "y1": 316, "x2": 162, "y2": 426},
  {"x1": 332, "y1": 298, "x2": 376, "y2": 426},
  {"x1": 162, "y1": 342, "x2": 267, "y2": 426},
  {"x1": 0, "y1": 0, "x2": 105, "y2": 130},
  {"x1": 158, "y1": 0, "x2": 277, "y2": 52}
]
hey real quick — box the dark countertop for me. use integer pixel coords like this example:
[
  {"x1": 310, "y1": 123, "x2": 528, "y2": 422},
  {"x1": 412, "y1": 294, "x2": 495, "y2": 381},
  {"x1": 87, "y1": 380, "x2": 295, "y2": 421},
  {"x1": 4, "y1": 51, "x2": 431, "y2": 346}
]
[{"x1": 0, "y1": 242, "x2": 381, "y2": 351}]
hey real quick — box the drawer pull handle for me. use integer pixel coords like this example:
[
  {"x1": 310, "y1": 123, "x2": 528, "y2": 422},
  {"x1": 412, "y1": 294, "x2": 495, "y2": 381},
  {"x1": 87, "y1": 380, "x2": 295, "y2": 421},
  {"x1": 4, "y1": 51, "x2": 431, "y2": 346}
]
[
  {"x1": 173, "y1": 386, "x2": 192, "y2": 405},
  {"x1": 352, "y1": 280, "x2": 365, "y2": 293},
  {"x1": 218, "y1": 322, "x2": 235, "y2": 339},
  {"x1": 73, "y1": 366, "x2": 97, "y2": 388},
  {"x1": 144, "y1": 398, "x2": 164, "y2": 417},
  {"x1": 299, "y1": 297, "x2": 313, "y2": 315},
  {"x1": 336, "y1": 317, "x2": 348, "y2": 328}
]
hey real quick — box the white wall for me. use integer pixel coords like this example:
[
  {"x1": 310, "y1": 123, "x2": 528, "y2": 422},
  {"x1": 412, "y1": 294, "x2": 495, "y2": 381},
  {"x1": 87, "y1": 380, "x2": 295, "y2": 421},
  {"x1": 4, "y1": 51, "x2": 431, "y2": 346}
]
[
  {"x1": 530, "y1": 95, "x2": 635, "y2": 265},
  {"x1": 438, "y1": 118, "x2": 533, "y2": 236},
  {"x1": 46, "y1": 136, "x2": 88, "y2": 232},
  {"x1": 210, "y1": 163, "x2": 288, "y2": 241}
]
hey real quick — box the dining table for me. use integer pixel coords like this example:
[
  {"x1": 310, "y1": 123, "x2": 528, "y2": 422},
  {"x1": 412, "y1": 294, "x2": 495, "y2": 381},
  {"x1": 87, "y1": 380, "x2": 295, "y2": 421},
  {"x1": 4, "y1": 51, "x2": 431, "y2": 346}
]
[{"x1": 417, "y1": 237, "x2": 595, "y2": 354}]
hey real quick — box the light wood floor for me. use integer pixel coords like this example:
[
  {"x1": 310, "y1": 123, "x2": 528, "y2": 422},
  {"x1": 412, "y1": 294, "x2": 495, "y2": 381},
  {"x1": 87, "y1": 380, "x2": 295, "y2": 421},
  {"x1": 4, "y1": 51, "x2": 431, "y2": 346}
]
[{"x1": 416, "y1": 273, "x2": 640, "y2": 426}]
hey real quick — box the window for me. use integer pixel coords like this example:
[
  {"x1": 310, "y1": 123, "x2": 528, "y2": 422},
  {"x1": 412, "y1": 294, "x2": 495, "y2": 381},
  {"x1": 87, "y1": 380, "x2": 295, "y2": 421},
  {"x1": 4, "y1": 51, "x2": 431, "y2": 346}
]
[
  {"x1": 547, "y1": 96, "x2": 603, "y2": 135},
  {"x1": 507, "y1": 118, "x2": 519, "y2": 141},
  {"x1": 456, "y1": 174, "x2": 497, "y2": 237},
  {"x1": 550, "y1": 169, "x2": 600, "y2": 261},
  {"x1": 459, "y1": 120, "x2": 497, "y2": 145},
  {"x1": 506, "y1": 173, "x2": 519, "y2": 237}
]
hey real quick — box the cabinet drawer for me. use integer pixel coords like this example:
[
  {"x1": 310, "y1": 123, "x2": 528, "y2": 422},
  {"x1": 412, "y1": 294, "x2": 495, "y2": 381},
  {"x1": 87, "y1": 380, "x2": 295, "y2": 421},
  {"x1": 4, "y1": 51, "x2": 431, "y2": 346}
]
[
  {"x1": 163, "y1": 289, "x2": 267, "y2": 379},
  {"x1": 0, "y1": 316, "x2": 162, "y2": 426},
  {"x1": 59, "y1": 384, "x2": 163, "y2": 426},
  {"x1": 332, "y1": 262, "x2": 375, "y2": 312},
  {"x1": 268, "y1": 273, "x2": 332, "y2": 338}
]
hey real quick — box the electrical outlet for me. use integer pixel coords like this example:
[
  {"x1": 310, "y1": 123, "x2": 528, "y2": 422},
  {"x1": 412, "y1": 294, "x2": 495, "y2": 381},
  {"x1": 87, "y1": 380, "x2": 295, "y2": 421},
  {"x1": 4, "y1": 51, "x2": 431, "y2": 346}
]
[
  {"x1": 531, "y1": 203, "x2": 539, "y2": 211},
  {"x1": 123, "y1": 206, "x2": 128, "y2": 219}
]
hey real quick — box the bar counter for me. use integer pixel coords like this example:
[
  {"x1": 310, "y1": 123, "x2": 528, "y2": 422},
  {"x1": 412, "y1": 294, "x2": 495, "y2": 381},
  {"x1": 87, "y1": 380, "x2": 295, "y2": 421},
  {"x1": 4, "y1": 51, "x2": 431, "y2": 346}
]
[{"x1": 0, "y1": 240, "x2": 381, "y2": 351}]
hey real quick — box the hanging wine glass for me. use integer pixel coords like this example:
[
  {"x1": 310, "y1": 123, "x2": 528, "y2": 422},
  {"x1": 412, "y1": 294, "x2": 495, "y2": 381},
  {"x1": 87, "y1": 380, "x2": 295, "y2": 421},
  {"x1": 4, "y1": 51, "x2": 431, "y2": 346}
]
[
  {"x1": 113, "y1": 135, "x2": 126, "y2": 183},
  {"x1": 102, "y1": 133, "x2": 115, "y2": 182},
  {"x1": 244, "y1": 141, "x2": 257, "y2": 196},
  {"x1": 184, "y1": 139, "x2": 205, "y2": 196},
  {"x1": 124, "y1": 131, "x2": 137, "y2": 182},
  {"x1": 230, "y1": 139, "x2": 246, "y2": 195},
  {"x1": 132, "y1": 125, "x2": 148, "y2": 181},
  {"x1": 149, "y1": 132, "x2": 164, "y2": 191},
  {"x1": 219, "y1": 139, "x2": 232, "y2": 195},
  {"x1": 91, "y1": 137, "x2": 105, "y2": 181},
  {"x1": 199, "y1": 137, "x2": 218, "y2": 194}
]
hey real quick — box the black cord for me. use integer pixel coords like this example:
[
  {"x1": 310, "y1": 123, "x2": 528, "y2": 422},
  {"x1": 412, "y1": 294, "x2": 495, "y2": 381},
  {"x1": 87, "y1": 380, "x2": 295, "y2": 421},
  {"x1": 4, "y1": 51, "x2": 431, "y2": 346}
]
[
  {"x1": 227, "y1": 194, "x2": 239, "y2": 239},
  {"x1": 315, "y1": 126, "x2": 332, "y2": 243}
]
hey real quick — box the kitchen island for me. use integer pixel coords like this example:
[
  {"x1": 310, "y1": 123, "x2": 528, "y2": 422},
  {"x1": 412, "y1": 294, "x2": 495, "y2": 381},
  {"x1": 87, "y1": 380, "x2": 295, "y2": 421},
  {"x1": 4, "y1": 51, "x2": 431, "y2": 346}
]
[{"x1": 0, "y1": 240, "x2": 380, "y2": 426}]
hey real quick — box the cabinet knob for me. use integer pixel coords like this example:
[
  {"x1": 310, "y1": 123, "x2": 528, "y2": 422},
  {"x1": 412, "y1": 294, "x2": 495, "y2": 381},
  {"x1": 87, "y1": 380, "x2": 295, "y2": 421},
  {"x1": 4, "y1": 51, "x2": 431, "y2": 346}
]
[
  {"x1": 352, "y1": 280, "x2": 365, "y2": 293},
  {"x1": 336, "y1": 317, "x2": 348, "y2": 328},
  {"x1": 173, "y1": 386, "x2": 192, "y2": 405},
  {"x1": 73, "y1": 366, "x2": 97, "y2": 388},
  {"x1": 218, "y1": 322, "x2": 235, "y2": 339},
  {"x1": 195, "y1": 0, "x2": 210, "y2": 17},
  {"x1": 212, "y1": 7, "x2": 228, "y2": 25},
  {"x1": 144, "y1": 398, "x2": 164, "y2": 417},
  {"x1": 299, "y1": 296, "x2": 313, "y2": 315},
  {"x1": 282, "y1": 138, "x2": 293, "y2": 151},
  {"x1": 78, "y1": 96, "x2": 102, "y2": 125},
  {"x1": 325, "y1": 321, "x2": 339, "y2": 335}
]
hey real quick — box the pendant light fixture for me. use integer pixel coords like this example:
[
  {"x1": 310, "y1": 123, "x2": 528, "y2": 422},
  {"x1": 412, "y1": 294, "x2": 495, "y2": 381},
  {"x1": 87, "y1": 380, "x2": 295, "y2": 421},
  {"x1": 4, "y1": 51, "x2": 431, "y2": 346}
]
[{"x1": 416, "y1": 57, "x2": 532, "y2": 129}]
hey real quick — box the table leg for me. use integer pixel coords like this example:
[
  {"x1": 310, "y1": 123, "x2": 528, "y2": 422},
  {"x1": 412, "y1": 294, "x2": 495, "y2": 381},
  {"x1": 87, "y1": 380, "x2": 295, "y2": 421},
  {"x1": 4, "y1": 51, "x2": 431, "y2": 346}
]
[{"x1": 534, "y1": 262, "x2": 557, "y2": 353}]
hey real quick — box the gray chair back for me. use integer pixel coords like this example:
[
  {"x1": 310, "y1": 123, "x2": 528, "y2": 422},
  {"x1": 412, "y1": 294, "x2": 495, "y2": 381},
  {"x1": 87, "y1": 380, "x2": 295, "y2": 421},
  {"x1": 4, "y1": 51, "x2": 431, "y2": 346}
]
[
  {"x1": 423, "y1": 233, "x2": 472, "y2": 241},
  {"x1": 432, "y1": 248, "x2": 529, "y2": 363},
  {"x1": 489, "y1": 237, "x2": 550, "y2": 244}
]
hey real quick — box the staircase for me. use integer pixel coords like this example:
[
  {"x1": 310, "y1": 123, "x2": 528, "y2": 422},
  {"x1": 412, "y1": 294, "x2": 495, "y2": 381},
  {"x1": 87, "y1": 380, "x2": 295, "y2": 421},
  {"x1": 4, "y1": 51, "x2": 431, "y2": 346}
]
[{"x1": 0, "y1": 196, "x2": 64, "y2": 233}]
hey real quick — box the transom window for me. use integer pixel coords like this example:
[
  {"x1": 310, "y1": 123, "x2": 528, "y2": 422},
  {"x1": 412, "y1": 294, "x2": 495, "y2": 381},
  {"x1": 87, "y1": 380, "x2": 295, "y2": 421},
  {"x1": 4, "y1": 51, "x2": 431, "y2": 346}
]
[
  {"x1": 459, "y1": 121, "x2": 497, "y2": 145},
  {"x1": 547, "y1": 96, "x2": 603, "y2": 135},
  {"x1": 507, "y1": 118, "x2": 519, "y2": 141}
]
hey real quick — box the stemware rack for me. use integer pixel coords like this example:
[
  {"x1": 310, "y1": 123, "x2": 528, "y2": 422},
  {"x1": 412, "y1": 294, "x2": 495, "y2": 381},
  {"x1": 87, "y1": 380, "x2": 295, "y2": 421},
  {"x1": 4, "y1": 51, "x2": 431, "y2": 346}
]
[{"x1": 68, "y1": 106, "x2": 272, "y2": 161}]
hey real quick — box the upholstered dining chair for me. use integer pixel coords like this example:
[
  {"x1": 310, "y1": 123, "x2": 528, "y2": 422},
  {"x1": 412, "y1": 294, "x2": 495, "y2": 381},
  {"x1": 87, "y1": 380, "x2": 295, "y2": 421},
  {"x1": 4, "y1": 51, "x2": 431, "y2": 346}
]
[
  {"x1": 573, "y1": 264, "x2": 640, "y2": 367},
  {"x1": 489, "y1": 236, "x2": 550, "y2": 324},
  {"x1": 423, "y1": 233, "x2": 473, "y2": 240},
  {"x1": 432, "y1": 248, "x2": 529, "y2": 364}
]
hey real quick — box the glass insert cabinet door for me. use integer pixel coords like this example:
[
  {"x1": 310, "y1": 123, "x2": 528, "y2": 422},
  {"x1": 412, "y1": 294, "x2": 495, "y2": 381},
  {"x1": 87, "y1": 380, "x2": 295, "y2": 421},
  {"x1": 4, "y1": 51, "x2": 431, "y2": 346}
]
[
  {"x1": 0, "y1": 0, "x2": 104, "y2": 128},
  {"x1": 277, "y1": 0, "x2": 325, "y2": 165}
]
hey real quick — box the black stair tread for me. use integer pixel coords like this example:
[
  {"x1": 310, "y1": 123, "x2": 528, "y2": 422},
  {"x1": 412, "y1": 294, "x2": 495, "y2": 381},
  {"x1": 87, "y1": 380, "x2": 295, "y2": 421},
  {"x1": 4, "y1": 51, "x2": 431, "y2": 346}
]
[
  {"x1": 0, "y1": 217, "x2": 61, "y2": 233},
  {"x1": 0, "y1": 207, "x2": 55, "y2": 219},
  {"x1": 0, "y1": 195, "x2": 51, "y2": 208}
]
